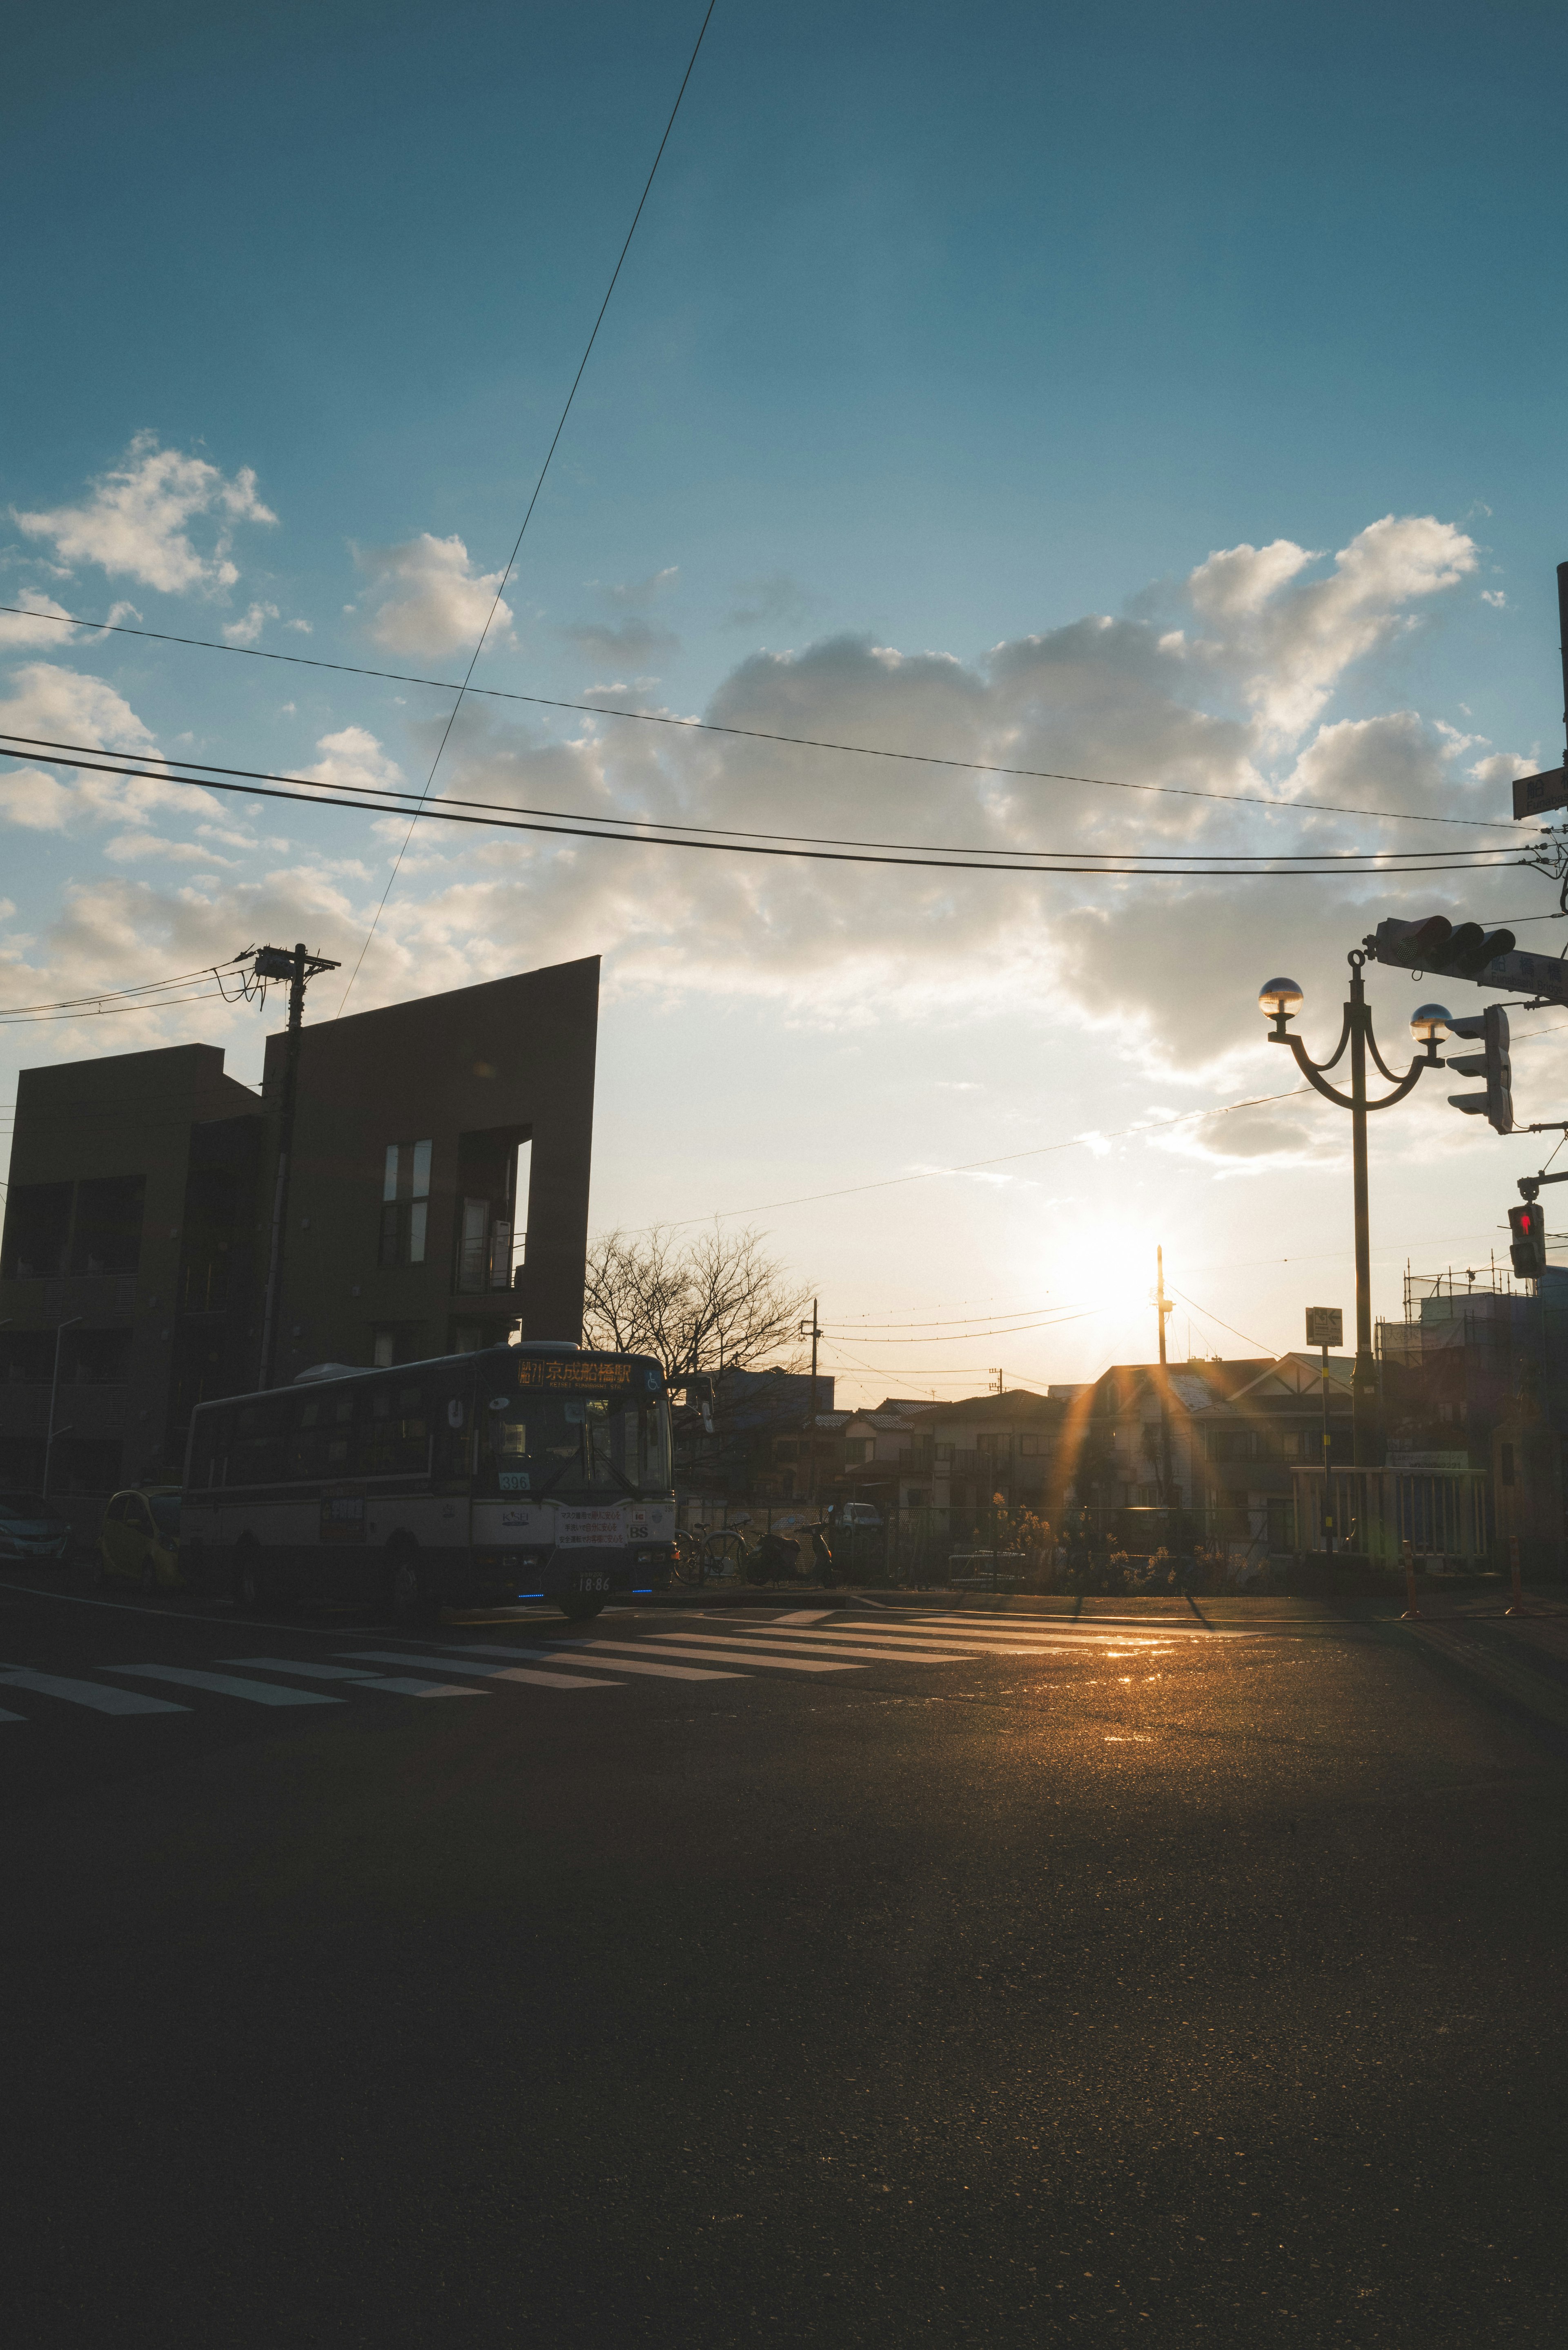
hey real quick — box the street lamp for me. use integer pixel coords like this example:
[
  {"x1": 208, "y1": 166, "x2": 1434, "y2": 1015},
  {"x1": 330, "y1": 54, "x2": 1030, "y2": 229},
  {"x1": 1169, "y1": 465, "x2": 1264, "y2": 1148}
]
[{"x1": 1259, "y1": 953, "x2": 1444, "y2": 1466}]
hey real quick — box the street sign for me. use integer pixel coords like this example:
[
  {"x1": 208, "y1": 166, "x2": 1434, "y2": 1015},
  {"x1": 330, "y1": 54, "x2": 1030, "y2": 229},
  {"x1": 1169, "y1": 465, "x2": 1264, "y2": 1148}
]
[
  {"x1": 1512, "y1": 766, "x2": 1568, "y2": 820},
  {"x1": 1305, "y1": 1307, "x2": 1343, "y2": 1347}
]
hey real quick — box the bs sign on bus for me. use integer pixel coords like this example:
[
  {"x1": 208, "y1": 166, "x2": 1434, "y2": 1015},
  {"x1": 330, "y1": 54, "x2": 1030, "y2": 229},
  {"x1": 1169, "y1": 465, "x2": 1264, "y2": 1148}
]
[{"x1": 1305, "y1": 1307, "x2": 1343, "y2": 1347}]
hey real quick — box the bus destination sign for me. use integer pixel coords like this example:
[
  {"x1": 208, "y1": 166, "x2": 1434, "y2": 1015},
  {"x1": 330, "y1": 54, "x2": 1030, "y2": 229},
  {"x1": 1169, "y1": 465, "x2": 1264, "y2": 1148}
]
[{"x1": 517, "y1": 1357, "x2": 653, "y2": 1391}]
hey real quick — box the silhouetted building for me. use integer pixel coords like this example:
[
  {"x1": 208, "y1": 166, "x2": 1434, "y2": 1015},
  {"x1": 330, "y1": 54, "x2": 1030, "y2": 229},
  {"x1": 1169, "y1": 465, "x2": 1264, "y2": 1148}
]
[{"x1": 0, "y1": 956, "x2": 599, "y2": 1498}]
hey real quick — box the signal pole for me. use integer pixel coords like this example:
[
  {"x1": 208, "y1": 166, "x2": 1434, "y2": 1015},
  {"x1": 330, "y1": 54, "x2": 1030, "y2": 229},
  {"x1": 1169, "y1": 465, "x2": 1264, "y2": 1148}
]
[{"x1": 256, "y1": 943, "x2": 340, "y2": 1390}]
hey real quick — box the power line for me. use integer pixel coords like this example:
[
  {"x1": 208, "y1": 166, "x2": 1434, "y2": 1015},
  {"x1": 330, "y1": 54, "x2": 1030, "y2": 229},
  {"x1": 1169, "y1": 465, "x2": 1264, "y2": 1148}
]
[
  {"x1": 631, "y1": 1084, "x2": 1323, "y2": 1233},
  {"x1": 2, "y1": 729, "x2": 1518, "y2": 865},
  {"x1": 1167, "y1": 1284, "x2": 1274, "y2": 1355},
  {"x1": 336, "y1": 0, "x2": 720, "y2": 1015},
  {"x1": 0, "y1": 739, "x2": 1529, "y2": 877},
  {"x1": 0, "y1": 600, "x2": 1532, "y2": 839},
  {"x1": 0, "y1": 957, "x2": 251, "y2": 1020}
]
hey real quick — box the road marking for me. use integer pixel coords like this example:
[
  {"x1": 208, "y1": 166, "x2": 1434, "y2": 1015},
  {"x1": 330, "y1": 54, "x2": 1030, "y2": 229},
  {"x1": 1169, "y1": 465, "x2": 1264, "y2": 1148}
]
[
  {"x1": 341, "y1": 1650, "x2": 622, "y2": 1689},
  {"x1": 0, "y1": 1703, "x2": 26, "y2": 1721},
  {"x1": 653, "y1": 1628, "x2": 1165, "y2": 1661},
  {"x1": 650, "y1": 1632, "x2": 982, "y2": 1665},
  {"x1": 223, "y1": 1657, "x2": 487, "y2": 1698},
  {"x1": 104, "y1": 1665, "x2": 343, "y2": 1707},
  {"x1": 773, "y1": 1610, "x2": 834, "y2": 1624},
  {"x1": 0, "y1": 1665, "x2": 189, "y2": 1716},
  {"x1": 808, "y1": 1635, "x2": 1175, "y2": 1654},
  {"x1": 583, "y1": 1639, "x2": 860, "y2": 1674},
  {"x1": 443, "y1": 1643, "x2": 743, "y2": 1683}
]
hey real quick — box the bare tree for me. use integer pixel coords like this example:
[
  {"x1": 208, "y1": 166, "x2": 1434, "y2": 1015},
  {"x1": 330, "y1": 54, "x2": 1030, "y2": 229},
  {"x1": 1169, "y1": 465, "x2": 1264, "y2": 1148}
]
[{"x1": 583, "y1": 1225, "x2": 810, "y2": 1382}]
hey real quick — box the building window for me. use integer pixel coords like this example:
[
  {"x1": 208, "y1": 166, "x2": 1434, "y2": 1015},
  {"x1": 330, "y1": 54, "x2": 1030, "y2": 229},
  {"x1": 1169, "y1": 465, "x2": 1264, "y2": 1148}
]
[
  {"x1": 380, "y1": 1139, "x2": 432, "y2": 1268},
  {"x1": 71, "y1": 1174, "x2": 146, "y2": 1275},
  {"x1": 2, "y1": 1182, "x2": 72, "y2": 1279},
  {"x1": 372, "y1": 1329, "x2": 396, "y2": 1369},
  {"x1": 934, "y1": 1442, "x2": 954, "y2": 1463},
  {"x1": 1018, "y1": 1436, "x2": 1038, "y2": 1457},
  {"x1": 843, "y1": 1438, "x2": 868, "y2": 1465}
]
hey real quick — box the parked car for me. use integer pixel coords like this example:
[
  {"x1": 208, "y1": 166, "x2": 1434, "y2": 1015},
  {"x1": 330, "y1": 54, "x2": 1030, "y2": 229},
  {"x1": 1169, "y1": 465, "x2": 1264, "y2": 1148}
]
[
  {"x1": 0, "y1": 1490, "x2": 74, "y2": 1567},
  {"x1": 100, "y1": 1487, "x2": 184, "y2": 1594},
  {"x1": 834, "y1": 1501, "x2": 884, "y2": 1530}
]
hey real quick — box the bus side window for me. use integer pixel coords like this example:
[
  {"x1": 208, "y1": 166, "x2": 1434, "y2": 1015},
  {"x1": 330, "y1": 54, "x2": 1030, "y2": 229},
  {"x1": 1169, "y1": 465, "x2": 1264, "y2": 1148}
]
[
  {"x1": 322, "y1": 1387, "x2": 358, "y2": 1476},
  {"x1": 288, "y1": 1395, "x2": 325, "y2": 1482},
  {"x1": 432, "y1": 1373, "x2": 474, "y2": 1487},
  {"x1": 392, "y1": 1384, "x2": 428, "y2": 1476},
  {"x1": 359, "y1": 1387, "x2": 396, "y2": 1479},
  {"x1": 188, "y1": 1413, "x2": 219, "y2": 1491},
  {"x1": 232, "y1": 1398, "x2": 288, "y2": 1486}
]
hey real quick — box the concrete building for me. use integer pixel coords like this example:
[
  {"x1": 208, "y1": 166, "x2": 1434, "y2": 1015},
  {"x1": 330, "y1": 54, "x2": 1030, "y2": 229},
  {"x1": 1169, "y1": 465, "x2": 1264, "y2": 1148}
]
[{"x1": 0, "y1": 956, "x2": 599, "y2": 1498}]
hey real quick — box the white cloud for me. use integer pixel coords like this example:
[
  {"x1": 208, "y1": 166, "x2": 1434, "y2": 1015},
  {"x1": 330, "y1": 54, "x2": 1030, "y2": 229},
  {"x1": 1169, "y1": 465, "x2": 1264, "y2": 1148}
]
[
  {"x1": 13, "y1": 433, "x2": 276, "y2": 595},
  {"x1": 0, "y1": 508, "x2": 1520, "y2": 1101},
  {"x1": 1182, "y1": 515, "x2": 1478, "y2": 743},
  {"x1": 1481, "y1": 589, "x2": 1506, "y2": 609},
  {"x1": 0, "y1": 765, "x2": 74, "y2": 829},
  {"x1": 0, "y1": 593, "x2": 77, "y2": 648},
  {"x1": 300, "y1": 725, "x2": 407, "y2": 796},
  {"x1": 223, "y1": 602, "x2": 279, "y2": 644},
  {"x1": 357, "y1": 534, "x2": 511, "y2": 658}
]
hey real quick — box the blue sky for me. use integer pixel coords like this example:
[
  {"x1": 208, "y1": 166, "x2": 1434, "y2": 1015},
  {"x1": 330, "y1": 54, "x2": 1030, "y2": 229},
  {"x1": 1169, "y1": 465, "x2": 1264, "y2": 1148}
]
[{"x1": 5, "y1": 1, "x2": 1568, "y2": 1397}]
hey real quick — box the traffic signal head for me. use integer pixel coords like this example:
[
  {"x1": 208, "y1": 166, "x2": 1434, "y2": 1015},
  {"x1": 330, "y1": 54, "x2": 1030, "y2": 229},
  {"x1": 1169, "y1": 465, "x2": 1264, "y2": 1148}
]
[
  {"x1": 1446, "y1": 1004, "x2": 1513, "y2": 1134},
  {"x1": 1365, "y1": 915, "x2": 1517, "y2": 980},
  {"x1": 1508, "y1": 1201, "x2": 1546, "y2": 1280}
]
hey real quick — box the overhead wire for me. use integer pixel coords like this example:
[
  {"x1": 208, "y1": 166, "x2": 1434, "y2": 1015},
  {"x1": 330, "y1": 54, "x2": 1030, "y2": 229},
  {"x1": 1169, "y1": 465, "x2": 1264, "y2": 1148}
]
[
  {"x1": 0, "y1": 599, "x2": 1536, "y2": 838},
  {"x1": 336, "y1": 0, "x2": 721, "y2": 1015},
  {"x1": 0, "y1": 738, "x2": 1530, "y2": 877}
]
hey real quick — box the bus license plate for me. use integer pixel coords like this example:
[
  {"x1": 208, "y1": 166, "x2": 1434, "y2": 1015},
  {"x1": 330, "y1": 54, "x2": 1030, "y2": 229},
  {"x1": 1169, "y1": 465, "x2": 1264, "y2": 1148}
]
[{"x1": 577, "y1": 1574, "x2": 610, "y2": 1593}]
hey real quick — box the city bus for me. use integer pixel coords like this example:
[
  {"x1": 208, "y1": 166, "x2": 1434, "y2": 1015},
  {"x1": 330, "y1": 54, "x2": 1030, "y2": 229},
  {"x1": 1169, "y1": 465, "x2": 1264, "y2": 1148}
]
[{"x1": 180, "y1": 1341, "x2": 675, "y2": 1622}]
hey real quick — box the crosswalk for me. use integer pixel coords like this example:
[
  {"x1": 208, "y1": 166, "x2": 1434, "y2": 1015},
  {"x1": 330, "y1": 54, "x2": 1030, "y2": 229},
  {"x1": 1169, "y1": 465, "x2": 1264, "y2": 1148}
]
[{"x1": 0, "y1": 1611, "x2": 1228, "y2": 1728}]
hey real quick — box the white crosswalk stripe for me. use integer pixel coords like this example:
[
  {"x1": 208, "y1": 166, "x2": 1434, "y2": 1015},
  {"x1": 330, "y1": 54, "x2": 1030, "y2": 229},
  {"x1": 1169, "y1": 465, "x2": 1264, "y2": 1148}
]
[
  {"x1": 445, "y1": 1643, "x2": 742, "y2": 1683},
  {"x1": 105, "y1": 1664, "x2": 343, "y2": 1707},
  {"x1": 0, "y1": 1665, "x2": 188, "y2": 1716},
  {"x1": 224, "y1": 1658, "x2": 487, "y2": 1699},
  {"x1": 657, "y1": 1626, "x2": 1178, "y2": 1662},
  {"x1": 581, "y1": 1638, "x2": 860, "y2": 1674},
  {"x1": 647, "y1": 1632, "x2": 993, "y2": 1665},
  {"x1": 341, "y1": 1650, "x2": 623, "y2": 1690}
]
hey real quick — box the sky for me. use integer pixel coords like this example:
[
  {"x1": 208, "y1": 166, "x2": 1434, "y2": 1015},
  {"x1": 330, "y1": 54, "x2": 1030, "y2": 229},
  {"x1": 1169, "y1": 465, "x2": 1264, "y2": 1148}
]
[{"x1": 5, "y1": 0, "x2": 1568, "y2": 1404}]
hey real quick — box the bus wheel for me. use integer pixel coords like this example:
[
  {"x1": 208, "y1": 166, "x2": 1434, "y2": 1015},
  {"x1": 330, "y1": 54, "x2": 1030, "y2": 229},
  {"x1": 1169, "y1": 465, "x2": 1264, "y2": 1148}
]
[
  {"x1": 558, "y1": 1594, "x2": 606, "y2": 1623},
  {"x1": 232, "y1": 1543, "x2": 263, "y2": 1612},
  {"x1": 384, "y1": 1543, "x2": 429, "y2": 1627}
]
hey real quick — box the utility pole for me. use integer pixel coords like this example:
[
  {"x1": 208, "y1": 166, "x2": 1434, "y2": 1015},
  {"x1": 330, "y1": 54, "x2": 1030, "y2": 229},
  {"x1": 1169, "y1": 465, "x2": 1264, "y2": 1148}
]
[
  {"x1": 256, "y1": 942, "x2": 341, "y2": 1390},
  {"x1": 42, "y1": 1316, "x2": 82, "y2": 1498},
  {"x1": 991, "y1": 1368, "x2": 1004, "y2": 1395},
  {"x1": 1154, "y1": 1246, "x2": 1174, "y2": 1504},
  {"x1": 799, "y1": 1298, "x2": 823, "y2": 1501}
]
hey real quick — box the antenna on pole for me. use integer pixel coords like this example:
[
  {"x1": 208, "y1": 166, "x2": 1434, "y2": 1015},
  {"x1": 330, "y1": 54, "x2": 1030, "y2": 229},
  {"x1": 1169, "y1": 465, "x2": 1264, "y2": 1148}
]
[{"x1": 1154, "y1": 1245, "x2": 1174, "y2": 1367}]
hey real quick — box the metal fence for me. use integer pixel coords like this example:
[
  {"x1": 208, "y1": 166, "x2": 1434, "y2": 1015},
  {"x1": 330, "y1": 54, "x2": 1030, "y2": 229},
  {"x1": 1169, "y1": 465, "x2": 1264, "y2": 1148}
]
[{"x1": 1288, "y1": 1465, "x2": 1491, "y2": 1564}]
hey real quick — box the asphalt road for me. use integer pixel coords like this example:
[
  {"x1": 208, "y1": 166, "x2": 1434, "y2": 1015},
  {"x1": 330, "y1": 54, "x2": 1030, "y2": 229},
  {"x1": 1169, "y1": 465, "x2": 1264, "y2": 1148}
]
[{"x1": 0, "y1": 1578, "x2": 1562, "y2": 2347}]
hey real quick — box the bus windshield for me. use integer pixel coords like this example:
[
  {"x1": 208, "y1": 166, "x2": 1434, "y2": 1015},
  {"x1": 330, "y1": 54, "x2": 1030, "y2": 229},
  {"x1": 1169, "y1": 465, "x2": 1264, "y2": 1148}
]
[{"x1": 480, "y1": 1377, "x2": 670, "y2": 1500}]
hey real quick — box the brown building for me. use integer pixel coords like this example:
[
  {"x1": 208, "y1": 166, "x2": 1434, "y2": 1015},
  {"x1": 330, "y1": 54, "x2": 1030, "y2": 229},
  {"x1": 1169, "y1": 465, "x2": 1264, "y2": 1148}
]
[{"x1": 0, "y1": 955, "x2": 599, "y2": 1499}]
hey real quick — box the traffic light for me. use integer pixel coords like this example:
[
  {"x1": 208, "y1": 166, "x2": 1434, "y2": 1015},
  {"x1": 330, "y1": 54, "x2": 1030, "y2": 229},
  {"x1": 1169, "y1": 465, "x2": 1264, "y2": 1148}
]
[
  {"x1": 1509, "y1": 1202, "x2": 1547, "y2": 1280},
  {"x1": 1446, "y1": 1004, "x2": 1512, "y2": 1134},
  {"x1": 1366, "y1": 914, "x2": 1517, "y2": 979}
]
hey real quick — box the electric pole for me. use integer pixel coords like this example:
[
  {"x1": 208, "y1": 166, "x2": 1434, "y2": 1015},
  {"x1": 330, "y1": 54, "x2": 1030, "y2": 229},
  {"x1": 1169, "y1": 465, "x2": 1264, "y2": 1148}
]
[
  {"x1": 1154, "y1": 1245, "x2": 1173, "y2": 1366},
  {"x1": 799, "y1": 1298, "x2": 823, "y2": 1501},
  {"x1": 255, "y1": 942, "x2": 341, "y2": 1389},
  {"x1": 1154, "y1": 1246, "x2": 1174, "y2": 1504}
]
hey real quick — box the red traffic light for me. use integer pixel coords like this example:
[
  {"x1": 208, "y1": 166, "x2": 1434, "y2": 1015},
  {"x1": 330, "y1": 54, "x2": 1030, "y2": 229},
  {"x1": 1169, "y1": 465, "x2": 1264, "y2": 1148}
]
[{"x1": 1509, "y1": 1202, "x2": 1547, "y2": 1280}]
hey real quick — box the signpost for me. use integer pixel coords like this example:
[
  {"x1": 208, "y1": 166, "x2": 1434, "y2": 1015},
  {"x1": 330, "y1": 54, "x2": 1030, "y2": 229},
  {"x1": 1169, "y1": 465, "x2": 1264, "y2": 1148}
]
[{"x1": 1305, "y1": 1308, "x2": 1343, "y2": 1551}]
